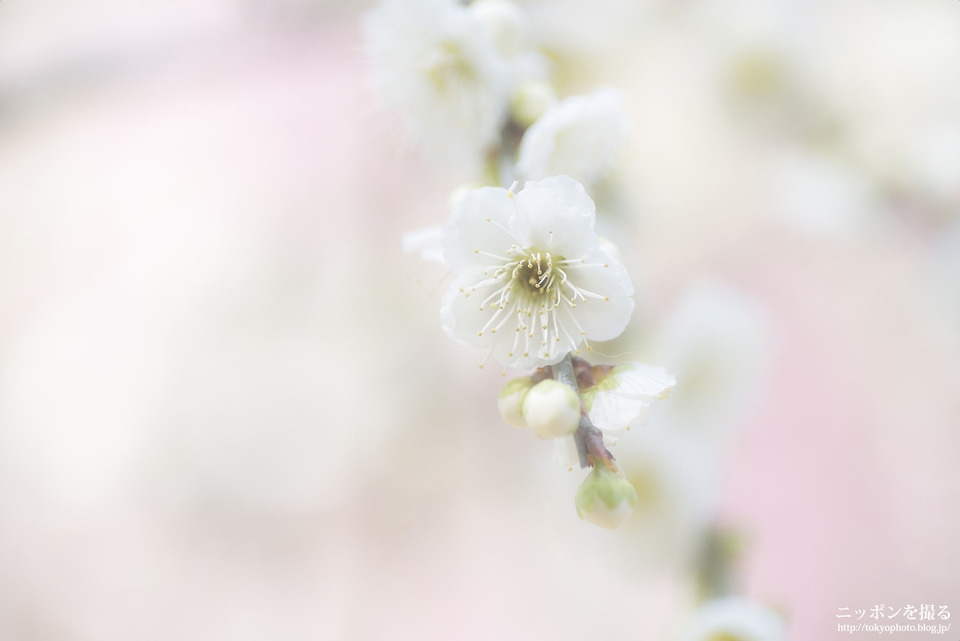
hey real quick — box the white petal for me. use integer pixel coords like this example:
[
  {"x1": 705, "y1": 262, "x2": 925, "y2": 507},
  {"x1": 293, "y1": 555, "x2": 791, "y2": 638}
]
[
  {"x1": 560, "y1": 250, "x2": 634, "y2": 342},
  {"x1": 552, "y1": 435, "x2": 579, "y2": 467},
  {"x1": 440, "y1": 271, "x2": 505, "y2": 347},
  {"x1": 441, "y1": 187, "x2": 518, "y2": 272},
  {"x1": 511, "y1": 176, "x2": 598, "y2": 257},
  {"x1": 683, "y1": 597, "x2": 786, "y2": 641},
  {"x1": 401, "y1": 225, "x2": 446, "y2": 264},
  {"x1": 587, "y1": 365, "x2": 673, "y2": 433},
  {"x1": 588, "y1": 393, "x2": 650, "y2": 434},
  {"x1": 612, "y1": 363, "x2": 676, "y2": 398}
]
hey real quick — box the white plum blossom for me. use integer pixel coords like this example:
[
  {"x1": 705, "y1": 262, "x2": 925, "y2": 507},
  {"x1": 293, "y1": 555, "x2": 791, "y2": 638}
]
[
  {"x1": 614, "y1": 425, "x2": 717, "y2": 569},
  {"x1": 653, "y1": 281, "x2": 771, "y2": 441},
  {"x1": 771, "y1": 150, "x2": 879, "y2": 238},
  {"x1": 581, "y1": 362, "x2": 675, "y2": 436},
  {"x1": 440, "y1": 176, "x2": 634, "y2": 369},
  {"x1": 364, "y1": 0, "x2": 510, "y2": 167},
  {"x1": 468, "y1": 0, "x2": 549, "y2": 95},
  {"x1": 682, "y1": 597, "x2": 787, "y2": 641},
  {"x1": 400, "y1": 226, "x2": 445, "y2": 264},
  {"x1": 517, "y1": 89, "x2": 627, "y2": 187}
]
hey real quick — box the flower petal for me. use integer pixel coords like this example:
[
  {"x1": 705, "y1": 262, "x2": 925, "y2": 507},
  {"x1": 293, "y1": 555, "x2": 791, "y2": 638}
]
[
  {"x1": 611, "y1": 363, "x2": 676, "y2": 398},
  {"x1": 442, "y1": 186, "x2": 518, "y2": 272},
  {"x1": 588, "y1": 392, "x2": 650, "y2": 433},
  {"x1": 559, "y1": 249, "x2": 634, "y2": 342},
  {"x1": 586, "y1": 364, "x2": 674, "y2": 432},
  {"x1": 511, "y1": 176, "x2": 598, "y2": 257},
  {"x1": 441, "y1": 271, "x2": 571, "y2": 369}
]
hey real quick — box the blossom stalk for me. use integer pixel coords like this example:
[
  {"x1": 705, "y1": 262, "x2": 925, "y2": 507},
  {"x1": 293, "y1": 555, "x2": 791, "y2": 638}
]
[{"x1": 550, "y1": 353, "x2": 615, "y2": 470}]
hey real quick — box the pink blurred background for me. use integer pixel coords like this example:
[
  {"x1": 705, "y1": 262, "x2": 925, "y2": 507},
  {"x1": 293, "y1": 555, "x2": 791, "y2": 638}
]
[{"x1": 1, "y1": 1, "x2": 958, "y2": 639}]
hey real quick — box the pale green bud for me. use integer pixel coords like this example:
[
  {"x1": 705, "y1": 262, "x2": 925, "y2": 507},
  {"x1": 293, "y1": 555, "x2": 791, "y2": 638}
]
[
  {"x1": 574, "y1": 465, "x2": 638, "y2": 529},
  {"x1": 469, "y1": 0, "x2": 526, "y2": 58},
  {"x1": 522, "y1": 379, "x2": 580, "y2": 439},
  {"x1": 498, "y1": 376, "x2": 534, "y2": 428},
  {"x1": 510, "y1": 80, "x2": 557, "y2": 128}
]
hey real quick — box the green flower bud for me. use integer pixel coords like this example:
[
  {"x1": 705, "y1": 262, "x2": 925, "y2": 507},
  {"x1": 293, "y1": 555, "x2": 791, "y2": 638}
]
[
  {"x1": 574, "y1": 465, "x2": 638, "y2": 529},
  {"x1": 510, "y1": 80, "x2": 557, "y2": 128},
  {"x1": 498, "y1": 376, "x2": 534, "y2": 428},
  {"x1": 522, "y1": 379, "x2": 580, "y2": 439}
]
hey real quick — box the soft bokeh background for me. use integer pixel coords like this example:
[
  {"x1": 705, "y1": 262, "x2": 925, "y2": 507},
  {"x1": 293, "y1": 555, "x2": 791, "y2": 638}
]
[{"x1": 1, "y1": 1, "x2": 958, "y2": 639}]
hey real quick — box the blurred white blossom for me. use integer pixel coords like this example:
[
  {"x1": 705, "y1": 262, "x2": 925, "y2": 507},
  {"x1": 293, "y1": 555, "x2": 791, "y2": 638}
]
[
  {"x1": 364, "y1": 0, "x2": 510, "y2": 167},
  {"x1": 614, "y1": 425, "x2": 716, "y2": 569},
  {"x1": 401, "y1": 225, "x2": 445, "y2": 264},
  {"x1": 681, "y1": 597, "x2": 786, "y2": 641},
  {"x1": 517, "y1": 89, "x2": 627, "y2": 187},
  {"x1": 771, "y1": 150, "x2": 878, "y2": 238},
  {"x1": 653, "y1": 281, "x2": 771, "y2": 440}
]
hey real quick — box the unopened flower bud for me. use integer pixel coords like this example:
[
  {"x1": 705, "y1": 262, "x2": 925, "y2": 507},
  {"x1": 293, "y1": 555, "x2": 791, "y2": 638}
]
[
  {"x1": 510, "y1": 80, "x2": 557, "y2": 128},
  {"x1": 498, "y1": 376, "x2": 534, "y2": 428},
  {"x1": 469, "y1": 0, "x2": 526, "y2": 58},
  {"x1": 522, "y1": 379, "x2": 580, "y2": 439},
  {"x1": 574, "y1": 465, "x2": 638, "y2": 529}
]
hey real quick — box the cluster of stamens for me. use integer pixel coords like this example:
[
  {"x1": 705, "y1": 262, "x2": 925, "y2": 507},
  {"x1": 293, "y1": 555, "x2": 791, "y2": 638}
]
[{"x1": 462, "y1": 233, "x2": 613, "y2": 360}]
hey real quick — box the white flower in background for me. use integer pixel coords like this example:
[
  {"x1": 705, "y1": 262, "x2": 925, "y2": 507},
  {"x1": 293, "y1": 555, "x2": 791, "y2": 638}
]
[
  {"x1": 574, "y1": 464, "x2": 638, "y2": 529},
  {"x1": 580, "y1": 362, "x2": 675, "y2": 436},
  {"x1": 682, "y1": 597, "x2": 786, "y2": 641},
  {"x1": 469, "y1": 0, "x2": 549, "y2": 95},
  {"x1": 364, "y1": 0, "x2": 510, "y2": 166},
  {"x1": 653, "y1": 281, "x2": 771, "y2": 440},
  {"x1": 440, "y1": 176, "x2": 634, "y2": 369},
  {"x1": 771, "y1": 150, "x2": 878, "y2": 238},
  {"x1": 614, "y1": 425, "x2": 716, "y2": 569},
  {"x1": 926, "y1": 223, "x2": 960, "y2": 347},
  {"x1": 896, "y1": 120, "x2": 960, "y2": 214},
  {"x1": 522, "y1": 379, "x2": 581, "y2": 439},
  {"x1": 401, "y1": 226, "x2": 445, "y2": 264},
  {"x1": 517, "y1": 89, "x2": 627, "y2": 187}
]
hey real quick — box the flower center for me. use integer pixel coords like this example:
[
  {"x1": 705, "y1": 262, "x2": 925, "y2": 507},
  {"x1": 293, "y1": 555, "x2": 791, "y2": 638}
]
[
  {"x1": 513, "y1": 250, "x2": 559, "y2": 298},
  {"x1": 426, "y1": 42, "x2": 476, "y2": 93},
  {"x1": 706, "y1": 633, "x2": 742, "y2": 641}
]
